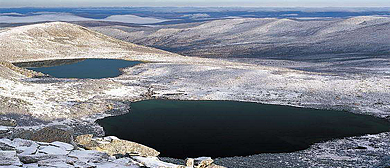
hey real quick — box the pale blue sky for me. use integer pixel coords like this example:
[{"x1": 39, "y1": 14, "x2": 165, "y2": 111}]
[{"x1": 0, "y1": 0, "x2": 389, "y2": 8}]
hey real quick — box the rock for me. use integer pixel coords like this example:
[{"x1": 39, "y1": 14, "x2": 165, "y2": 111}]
[
  {"x1": 96, "y1": 157, "x2": 140, "y2": 168},
  {"x1": 185, "y1": 157, "x2": 226, "y2": 168},
  {"x1": 0, "y1": 136, "x2": 188, "y2": 168},
  {"x1": 18, "y1": 154, "x2": 59, "y2": 164},
  {"x1": 12, "y1": 129, "x2": 34, "y2": 140},
  {"x1": 13, "y1": 139, "x2": 39, "y2": 155},
  {"x1": 0, "y1": 138, "x2": 39, "y2": 155},
  {"x1": 68, "y1": 150, "x2": 110, "y2": 163},
  {"x1": 38, "y1": 146, "x2": 69, "y2": 155},
  {"x1": 0, "y1": 126, "x2": 11, "y2": 135},
  {"x1": 186, "y1": 158, "x2": 195, "y2": 167},
  {"x1": 75, "y1": 134, "x2": 93, "y2": 146},
  {"x1": 75, "y1": 134, "x2": 160, "y2": 157},
  {"x1": 0, "y1": 151, "x2": 22, "y2": 166},
  {"x1": 93, "y1": 138, "x2": 160, "y2": 157},
  {"x1": 0, "y1": 119, "x2": 17, "y2": 127},
  {"x1": 133, "y1": 156, "x2": 184, "y2": 168},
  {"x1": 19, "y1": 145, "x2": 38, "y2": 155},
  {"x1": 50, "y1": 141, "x2": 74, "y2": 151},
  {"x1": 30, "y1": 125, "x2": 75, "y2": 144},
  {"x1": 0, "y1": 141, "x2": 15, "y2": 151},
  {"x1": 22, "y1": 163, "x2": 40, "y2": 167},
  {"x1": 194, "y1": 157, "x2": 214, "y2": 168},
  {"x1": 205, "y1": 164, "x2": 226, "y2": 168},
  {"x1": 37, "y1": 158, "x2": 76, "y2": 168}
]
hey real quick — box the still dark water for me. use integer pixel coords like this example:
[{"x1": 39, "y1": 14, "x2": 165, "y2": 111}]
[
  {"x1": 15, "y1": 59, "x2": 141, "y2": 79},
  {"x1": 97, "y1": 100, "x2": 390, "y2": 158}
]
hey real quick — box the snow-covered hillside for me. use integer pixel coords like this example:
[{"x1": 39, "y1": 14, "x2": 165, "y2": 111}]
[
  {"x1": 0, "y1": 22, "x2": 181, "y2": 63},
  {"x1": 91, "y1": 16, "x2": 390, "y2": 58}
]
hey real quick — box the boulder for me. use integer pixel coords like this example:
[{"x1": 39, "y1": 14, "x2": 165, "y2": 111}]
[
  {"x1": 75, "y1": 134, "x2": 160, "y2": 157},
  {"x1": 74, "y1": 134, "x2": 93, "y2": 146},
  {"x1": 12, "y1": 138, "x2": 39, "y2": 155},
  {"x1": 97, "y1": 138, "x2": 159, "y2": 157},
  {"x1": 30, "y1": 125, "x2": 75, "y2": 144},
  {"x1": 12, "y1": 129, "x2": 34, "y2": 140},
  {"x1": 186, "y1": 158, "x2": 195, "y2": 167}
]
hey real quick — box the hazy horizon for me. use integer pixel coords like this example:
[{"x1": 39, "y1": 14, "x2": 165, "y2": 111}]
[{"x1": 1, "y1": 0, "x2": 390, "y2": 8}]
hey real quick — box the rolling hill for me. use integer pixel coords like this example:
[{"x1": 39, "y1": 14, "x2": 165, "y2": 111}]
[{"x1": 91, "y1": 16, "x2": 390, "y2": 59}]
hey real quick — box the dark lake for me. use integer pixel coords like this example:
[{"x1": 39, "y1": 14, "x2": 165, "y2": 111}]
[
  {"x1": 14, "y1": 59, "x2": 141, "y2": 79},
  {"x1": 97, "y1": 100, "x2": 390, "y2": 158}
]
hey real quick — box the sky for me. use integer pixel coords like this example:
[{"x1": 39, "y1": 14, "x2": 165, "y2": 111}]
[{"x1": 0, "y1": 0, "x2": 389, "y2": 8}]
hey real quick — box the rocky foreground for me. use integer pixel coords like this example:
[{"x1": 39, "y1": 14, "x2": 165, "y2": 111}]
[
  {"x1": 0, "y1": 22, "x2": 389, "y2": 167},
  {"x1": 0, "y1": 125, "x2": 224, "y2": 168}
]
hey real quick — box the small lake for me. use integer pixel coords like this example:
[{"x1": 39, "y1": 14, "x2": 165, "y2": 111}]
[
  {"x1": 97, "y1": 100, "x2": 390, "y2": 158},
  {"x1": 14, "y1": 59, "x2": 141, "y2": 79}
]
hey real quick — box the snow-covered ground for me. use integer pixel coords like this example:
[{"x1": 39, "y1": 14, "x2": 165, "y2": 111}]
[{"x1": 0, "y1": 22, "x2": 389, "y2": 167}]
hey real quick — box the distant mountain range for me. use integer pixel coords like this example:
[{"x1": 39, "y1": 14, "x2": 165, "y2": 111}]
[{"x1": 2, "y1": 7, "x2": 390, "y2": 25}]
